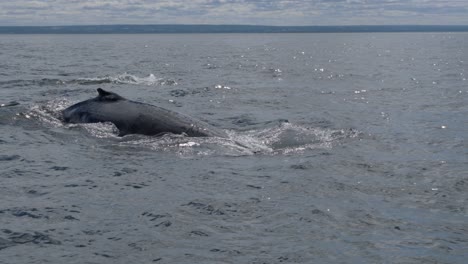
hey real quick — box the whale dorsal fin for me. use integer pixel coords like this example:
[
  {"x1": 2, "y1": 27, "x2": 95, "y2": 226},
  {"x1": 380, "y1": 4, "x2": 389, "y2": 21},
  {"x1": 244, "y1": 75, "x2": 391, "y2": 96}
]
[{"x1": 96, "y1": 88, "x2": 124, "y2": 101}]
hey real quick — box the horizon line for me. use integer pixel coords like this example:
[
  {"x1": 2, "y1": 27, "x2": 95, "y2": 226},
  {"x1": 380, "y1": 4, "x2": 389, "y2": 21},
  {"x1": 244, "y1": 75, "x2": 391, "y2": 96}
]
[
  {"x1": 1, "y1": 24, "x2": 468, "y2": 34},
  {"x1": 2, "y1": 24, "x2": 468, "y2": 27}
]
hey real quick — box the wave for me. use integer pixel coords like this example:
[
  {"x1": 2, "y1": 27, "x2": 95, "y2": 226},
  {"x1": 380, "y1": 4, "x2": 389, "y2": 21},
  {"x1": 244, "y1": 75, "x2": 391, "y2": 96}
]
[
  {"x1": 0, "y1": 73, "x2": 177, "y2": 88},
  {"x1": 74, "y1": 73, "x2": 177, "y2": 86},
  {"x1": 226, "y1": 122, "x2": 360, "y2": 154},
  {"x1": 0, "y1": 79, "x2": 66, "y2": 88}
]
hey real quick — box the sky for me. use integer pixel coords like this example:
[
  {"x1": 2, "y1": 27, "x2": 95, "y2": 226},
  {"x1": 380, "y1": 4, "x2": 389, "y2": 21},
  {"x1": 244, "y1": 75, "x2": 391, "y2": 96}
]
[{"x1": 1, "y1": 0, "x2": 467, "y2": 26}]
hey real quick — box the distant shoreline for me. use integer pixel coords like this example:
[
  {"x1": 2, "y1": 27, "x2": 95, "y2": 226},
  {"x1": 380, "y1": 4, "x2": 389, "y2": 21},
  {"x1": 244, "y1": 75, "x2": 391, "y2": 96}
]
[{"x1": 1, "y1": 25, "x2": 468, "y2": 34}]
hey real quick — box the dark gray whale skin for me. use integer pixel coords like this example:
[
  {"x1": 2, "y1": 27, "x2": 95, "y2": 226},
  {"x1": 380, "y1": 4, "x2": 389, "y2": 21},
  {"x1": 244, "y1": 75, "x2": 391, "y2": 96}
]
[{"x1": 62, "y1": 88, "x2": 227, "y2": 137}]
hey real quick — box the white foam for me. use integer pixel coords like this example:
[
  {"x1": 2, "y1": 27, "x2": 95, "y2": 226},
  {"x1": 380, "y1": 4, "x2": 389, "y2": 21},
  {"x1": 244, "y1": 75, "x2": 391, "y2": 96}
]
[{"x1": 77, "y1": 73, "x2": 177, "y2": 86}]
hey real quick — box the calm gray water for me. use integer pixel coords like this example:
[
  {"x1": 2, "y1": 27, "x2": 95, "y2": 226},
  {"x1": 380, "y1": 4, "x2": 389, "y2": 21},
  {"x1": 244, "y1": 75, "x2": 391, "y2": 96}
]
[{"x1": 0, "y1": 33, "x2": 467, "y2": 263}]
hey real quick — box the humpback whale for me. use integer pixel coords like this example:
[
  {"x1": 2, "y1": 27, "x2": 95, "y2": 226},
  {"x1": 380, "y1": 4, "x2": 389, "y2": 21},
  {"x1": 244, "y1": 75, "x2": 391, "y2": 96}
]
[{"x1": 62, "y1": 88, "x2": 226, "y2": 137}]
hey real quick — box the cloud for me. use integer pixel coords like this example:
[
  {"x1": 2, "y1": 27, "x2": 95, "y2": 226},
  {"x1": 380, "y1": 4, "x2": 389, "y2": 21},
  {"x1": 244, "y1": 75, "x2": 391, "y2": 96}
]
[{"x1": 0, "y1": 0, "x2": 467, "y2": 26}]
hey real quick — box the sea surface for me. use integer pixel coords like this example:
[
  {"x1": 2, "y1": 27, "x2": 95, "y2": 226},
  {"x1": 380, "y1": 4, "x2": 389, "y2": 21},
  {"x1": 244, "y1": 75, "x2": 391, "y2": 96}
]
[{"x1": 0, "y1": 33, "x2": 467, "y2": 263}]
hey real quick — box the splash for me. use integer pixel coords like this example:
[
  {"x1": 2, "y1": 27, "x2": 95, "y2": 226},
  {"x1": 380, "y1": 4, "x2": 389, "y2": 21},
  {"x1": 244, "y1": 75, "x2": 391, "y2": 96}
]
[
  {"x1": 25, "y1": 98, "x2": 70, "y2": 127},
  {"x1": 117, "y1": 134, "x2": 257, "y2": 156},
  {"x1": 75, "y1": 73, "x2": 177, "y2": 86},
  {"x1": 24, "y1": 100, "x2": 359, "y2": 156},
  {"x1": 228, "y1": 122, "x2": 360, "y2": 155},
  {"x1": 0, "y1": 73, "x2": 177, "y2": 89},
  {"x1": 116, "y1": 122, "x2": 359, "y2": 156}
]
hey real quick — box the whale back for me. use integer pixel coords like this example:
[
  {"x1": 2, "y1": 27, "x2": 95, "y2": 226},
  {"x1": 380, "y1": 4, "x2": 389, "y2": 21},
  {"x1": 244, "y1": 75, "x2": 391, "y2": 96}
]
[{"x1": 62, "y1": 88, "x2": 226, "y2": 137}]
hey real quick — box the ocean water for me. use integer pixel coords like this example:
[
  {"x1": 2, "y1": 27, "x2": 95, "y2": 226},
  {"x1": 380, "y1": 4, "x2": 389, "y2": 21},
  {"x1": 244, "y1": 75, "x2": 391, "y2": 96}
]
[{"x1": 0, "y1": 33, "x2": 467, "y2": 263}]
